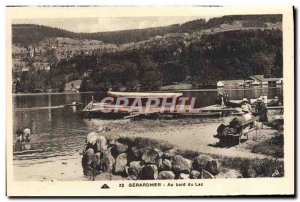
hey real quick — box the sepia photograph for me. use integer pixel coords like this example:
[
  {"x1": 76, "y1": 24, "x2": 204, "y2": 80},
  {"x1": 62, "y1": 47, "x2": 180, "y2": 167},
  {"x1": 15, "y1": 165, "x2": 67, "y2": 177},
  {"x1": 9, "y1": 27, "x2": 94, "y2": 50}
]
[{"x1": 6, "y1": 6, "x2": 294, "y2": 197}]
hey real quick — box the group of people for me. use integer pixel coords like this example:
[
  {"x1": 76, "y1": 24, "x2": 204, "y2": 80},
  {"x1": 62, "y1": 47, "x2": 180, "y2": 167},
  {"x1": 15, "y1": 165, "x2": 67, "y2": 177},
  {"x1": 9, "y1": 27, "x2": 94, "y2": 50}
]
[
  {"x1": 214, "y1": 96, "x2": 269, "y2": 143},
  {"x1": 15, "y1": 128, "x2": 31, "y2": 151}
]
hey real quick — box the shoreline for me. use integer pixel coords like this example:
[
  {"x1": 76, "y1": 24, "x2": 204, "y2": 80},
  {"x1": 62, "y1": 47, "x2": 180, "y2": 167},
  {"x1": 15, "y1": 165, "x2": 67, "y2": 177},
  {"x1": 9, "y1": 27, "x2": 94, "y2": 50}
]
[
  {"x1": 12, "y1": 86, "x2": 283, "y2": 96},
  {"x1": 14, "y1": 117, "x2": 283, "y2": 181}
]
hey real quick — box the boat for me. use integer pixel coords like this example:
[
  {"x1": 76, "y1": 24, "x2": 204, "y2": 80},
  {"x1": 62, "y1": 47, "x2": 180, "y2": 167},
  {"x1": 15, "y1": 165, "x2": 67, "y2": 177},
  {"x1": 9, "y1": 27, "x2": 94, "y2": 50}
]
[{"x1": 82, "y1": 91, "x2": 189, "y2": 118}]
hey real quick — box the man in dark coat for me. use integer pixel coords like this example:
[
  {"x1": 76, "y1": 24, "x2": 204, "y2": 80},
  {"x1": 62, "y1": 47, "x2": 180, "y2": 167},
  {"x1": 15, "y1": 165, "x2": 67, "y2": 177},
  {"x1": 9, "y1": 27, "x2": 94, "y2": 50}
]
[{"x1": 254, "y1": 97, "x2": 268, "y2": 122}]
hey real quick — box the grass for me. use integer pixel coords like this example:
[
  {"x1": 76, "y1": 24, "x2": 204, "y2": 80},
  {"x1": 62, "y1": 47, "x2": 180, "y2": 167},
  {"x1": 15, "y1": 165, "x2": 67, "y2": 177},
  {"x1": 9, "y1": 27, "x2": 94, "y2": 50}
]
[
  {"x1": 251, "y1": 132, "x2": 284, "y2": 158},
  {"x1": 219, "y1": 156, "x2": 284, "y2": 177}
]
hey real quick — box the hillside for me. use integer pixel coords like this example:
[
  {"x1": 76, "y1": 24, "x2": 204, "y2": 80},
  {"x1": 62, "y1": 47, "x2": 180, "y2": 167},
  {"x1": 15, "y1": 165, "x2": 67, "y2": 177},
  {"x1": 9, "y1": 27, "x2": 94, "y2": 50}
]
[
  {"x1": 12, "y1": 15, "x2": 283, "y2": 93},
  {"x1": 12, "y1": 14, "x2": 281, "y2": 45}
]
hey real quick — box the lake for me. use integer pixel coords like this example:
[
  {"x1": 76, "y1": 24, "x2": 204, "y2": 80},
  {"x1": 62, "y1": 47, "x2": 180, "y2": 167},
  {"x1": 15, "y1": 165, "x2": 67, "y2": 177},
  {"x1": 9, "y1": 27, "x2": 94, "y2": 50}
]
[{"x1": 13, "y1": 86, "x2": 283, "y2": 161}]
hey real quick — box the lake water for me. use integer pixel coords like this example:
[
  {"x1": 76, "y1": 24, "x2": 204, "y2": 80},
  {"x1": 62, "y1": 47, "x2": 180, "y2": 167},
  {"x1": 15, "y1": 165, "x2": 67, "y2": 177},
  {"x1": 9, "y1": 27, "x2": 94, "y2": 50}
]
[{"x1": 13, "y1": 87, "x2": 283, "y2": 161}]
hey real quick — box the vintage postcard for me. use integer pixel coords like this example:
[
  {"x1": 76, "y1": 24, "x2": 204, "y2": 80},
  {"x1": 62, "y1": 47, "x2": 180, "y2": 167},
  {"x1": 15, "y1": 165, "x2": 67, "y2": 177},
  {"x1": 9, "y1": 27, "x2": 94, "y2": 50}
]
[{"x1": 6, "y1": 6, "x2": 294, "y2": 197}]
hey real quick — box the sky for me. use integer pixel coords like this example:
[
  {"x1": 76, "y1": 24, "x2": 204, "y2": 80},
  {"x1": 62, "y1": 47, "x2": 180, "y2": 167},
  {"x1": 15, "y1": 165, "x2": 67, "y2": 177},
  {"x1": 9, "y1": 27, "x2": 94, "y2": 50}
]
[{"x1": 13, "y1": 16, "x2": 213, "y2": 33}]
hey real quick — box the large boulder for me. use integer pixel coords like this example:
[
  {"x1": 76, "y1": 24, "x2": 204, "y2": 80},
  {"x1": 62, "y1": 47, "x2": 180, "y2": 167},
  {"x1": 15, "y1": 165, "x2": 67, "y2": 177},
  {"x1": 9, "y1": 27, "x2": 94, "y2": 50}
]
[
  {"x1": 193, "y1": 154, "x2": 213, "y2": 171},
  {"x1": 157, "y1": 171, "x2": 175, "y2": 179},
  {"x1": 113, "y1": 153, "x2": 128, "y2": 174},
  {"x1": 142, "y1": 149, "x2": 159, "y2": 164},
  {"x1": 190, "y1": 170, "x2": 201, "y2": 179},
  {"x1": 172, "y1": 155, "x2": 192, "y2": 173},
  {"x1": 82, "y1": 148, "x2": 94, "y2": 167},
  {"x1": 126, "y1": 161, "x2": 144, "y2": 180},
  {"x1": 100, "y1": 148, "x2": 115, "y2": 172},
  {"x1": 216, "y1": 169, "x2": 243, "y2": 179},
  {"x1": 140, "y1": 165, "x2": 158, "y2": 180},
  {"x1": 158, "y1": 159, "x2": 172, "y2": 171}
]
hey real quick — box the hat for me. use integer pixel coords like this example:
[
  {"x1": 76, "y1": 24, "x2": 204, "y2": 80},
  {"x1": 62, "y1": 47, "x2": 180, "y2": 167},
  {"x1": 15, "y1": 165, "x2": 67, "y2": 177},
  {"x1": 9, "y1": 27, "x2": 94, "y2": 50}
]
[
  {"x1": 24, "y1": 128, "x2": 31, "y2": 136},
  {"x1": 242, "y1": 98, "x2": 248, "y2": 103},
  {"x1": 16, "y1": 129, "x2": 24, "y2": 136},
  {"x1": 274, "y1": 96, "x2": 279, "y2": 99},
  {"x1": 256, "y1": 98, "x2": 263, "y2": 102},
  {"x1": 86, "y1": 132, "x2": 99, "y2": 144}
]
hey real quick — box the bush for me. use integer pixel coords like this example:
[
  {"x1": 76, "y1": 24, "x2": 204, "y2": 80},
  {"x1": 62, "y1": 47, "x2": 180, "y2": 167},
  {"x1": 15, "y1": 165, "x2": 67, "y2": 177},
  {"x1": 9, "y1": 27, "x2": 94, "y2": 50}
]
[{"x1": 251, "y1": 132, "x2": 284, "y2": 158}]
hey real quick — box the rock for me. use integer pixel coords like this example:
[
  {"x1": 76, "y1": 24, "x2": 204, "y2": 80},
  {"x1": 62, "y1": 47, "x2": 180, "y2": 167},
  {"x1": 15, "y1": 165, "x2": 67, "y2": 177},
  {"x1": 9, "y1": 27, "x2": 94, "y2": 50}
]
[
  {"x1": 247, "y1": 165, "x2": 257, "y2": 178},
  {"x1": 172, "y1": 155, "x2": 192, "y2": 173},
  {"x1": 140, "y1": 165, "x2": 158, "y2": 180},
  {"x1": 100, "y1": 148, "x2": 115, "y2": 172},
  {"x1": 92, "y1": 152, "x2": 102, "y2": 169},
  {"x1": 162, "y1": 152, "x2": 173, "y2": 160},
  {"x1": 127, "y1": 146, "x2": 141, "y2": 162},
  {"x1": 111, "y1": 142, "x2": 128, "y2": 157},
  {"x1": 86, "y1": 132, "x2": 100, "y2": 145},
  {"x1": 158, "y1": 159, "x2": 172, "y2": 171},
  {"x1": 142, "y1": 150, "x2": 159, "y2": 164},
  {"x1": 113, "y1": 153, "x2": 128, "y2": 174},
  {"x1": 107, "y1": 139, "x2": 116, "y2": 147},
  {"x1": 154, "y1": 148, "x2": 163, "y2": 157},
  {"x1": 190, "y1": 170, "x2": 201, "y2": 179},
  {"x1": 216, "y1": 169, "x2": 243, "y2": 179},
  {"x1": 202, "y1": 169, "x2": 215, "y2": 179},
  {"x1": 205, "y1": 159, "x2": 220, "y2": 175},
  {"x1": 157, "y1": 171, "x2": 175, "y2": 179},
  {"x1": 178, "y1": 173, "x2": 190, "y2": 179},
  {"x1": 82, "y1": 165, "x2": 94, "y2": 176},
  {"x1": 95, "y1": 136, "x2": 108, "y2": 153},
  {"x1": 193, "y1": 154, "x2": 213, "y2": 171},
  {"x1": 272, "y1": 170, "x2": 280, "y2": 177},
  {"x1": 116, "y1": 142, "x2": 128, "y2": 153},
  {"x1": 126, "y1": 161, "x2": 144, "y2": 180},
  {"x1": 165, "y1": 148, "x2": 177, "y2": 154},
  {"x1": 94, "y1": 172, "x2": 123, "y2": 181},
  {"x1": 82, "y1": 148, "x2": 94, "y2": 167}
]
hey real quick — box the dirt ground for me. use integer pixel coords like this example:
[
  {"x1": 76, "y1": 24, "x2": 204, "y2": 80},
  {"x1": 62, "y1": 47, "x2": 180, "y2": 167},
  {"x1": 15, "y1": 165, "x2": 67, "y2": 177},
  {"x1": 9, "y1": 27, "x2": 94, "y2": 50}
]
[{"x1": 87, "y1": 117, "x2": 281, "y2": 159}]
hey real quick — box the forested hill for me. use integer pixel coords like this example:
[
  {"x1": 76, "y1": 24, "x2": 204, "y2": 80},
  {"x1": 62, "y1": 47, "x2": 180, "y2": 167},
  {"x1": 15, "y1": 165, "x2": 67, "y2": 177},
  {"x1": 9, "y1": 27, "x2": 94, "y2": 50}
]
[
  {"x1": 12, "y1": 14, "x2": 282, "y2": 45},
  {"x1": 12, "y1": 14, "x2": 283, "y2": 93}
]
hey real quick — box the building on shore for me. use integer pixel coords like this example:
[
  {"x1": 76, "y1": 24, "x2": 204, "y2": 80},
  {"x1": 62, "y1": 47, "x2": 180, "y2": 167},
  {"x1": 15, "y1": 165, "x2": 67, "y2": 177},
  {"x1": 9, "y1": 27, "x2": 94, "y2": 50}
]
[{"x1": 217, "y1": 75, "x2": 283, "y2": 88}]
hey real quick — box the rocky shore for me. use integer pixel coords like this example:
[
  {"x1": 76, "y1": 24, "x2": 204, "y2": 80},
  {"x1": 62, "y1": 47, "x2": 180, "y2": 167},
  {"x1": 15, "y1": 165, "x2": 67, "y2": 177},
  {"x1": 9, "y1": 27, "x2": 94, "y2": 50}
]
[{"x1": 81, "y1": 131, "x2": 283, "y2": 180}]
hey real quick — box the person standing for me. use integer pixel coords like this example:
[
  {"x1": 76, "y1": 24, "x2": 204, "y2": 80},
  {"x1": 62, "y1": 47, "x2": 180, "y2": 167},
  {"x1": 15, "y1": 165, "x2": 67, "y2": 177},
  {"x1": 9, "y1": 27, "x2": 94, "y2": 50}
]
[
  {"x1": 15, "y1": 129, "x2": 24, "y2": 151},
  {"x1": 255, "y1": 97, "x2": 268, "y2": 122}
]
